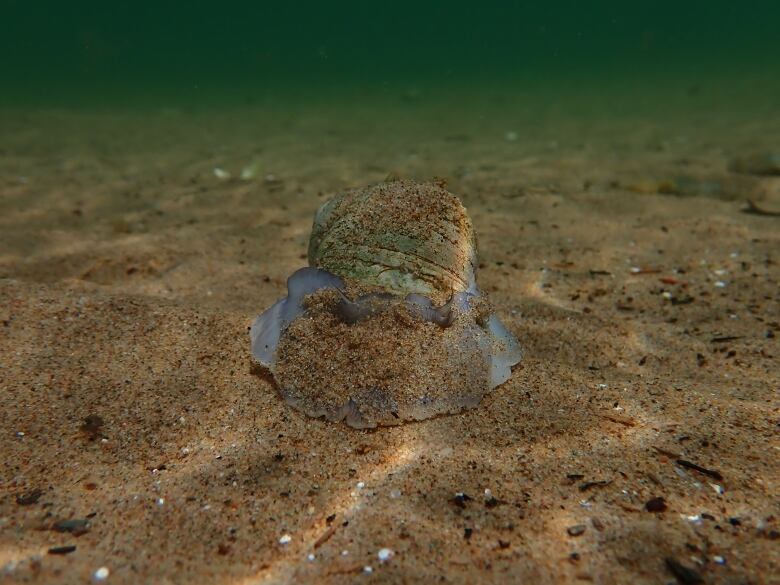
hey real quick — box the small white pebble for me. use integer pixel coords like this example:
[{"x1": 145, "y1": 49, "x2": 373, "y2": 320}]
[
  {"x1": 661, "y1": 291, "x2": 673, "y2": 300},
  {"x1": 93, "y1": 567, "x2": 110, "y2": 581},
  {"x1": 101, "y1": 438, "x2": 108, "y2": 444},
  {"x1": 181, "y1": 447, "x2": 190, "y2": 455},
  {"x1": 714, "y1": 269, "x2": 727, "y2": 276},
  {"x1": 279, "y1": 534, "x2": 291, "y2": 545},
  {"x1": 307, "y1": 553, "x2": 315, "y2": 561},
  {"x1": 157, "y1": 498, "x2": 165, "y2": 506},
  {"x1": 713, "y1": 555, "x2": 726, "y2": 565},
  {"x1": 729, "y1": 252, "x2": 739, "y2": 258},
  {"x1": 597, "y1": 383, "x2": 608, "y2": 389},
  {"x1": 684, "y1": 514, "x2": 702, "y2": 525},
  {"x1": 714, "y1": 281, "x2": 727, "y2": 288},
  {"x1": 630, "y1": 266, "x2": 641, "y2": 274},
  {"x1": 341, "y1": 550, "x2": 349, "y2": 556},
  {"x1": 15, "y1": 431, "x2": 24, "y2": 437},
  {"x1": 377, "y1": 548, "x2": 394, "y2": 562},
  {"x1": 390, "y1": 489, "x2": 401, "y2": 498},
  {"x1": 356, "y1": 481, "x2": 365, "y2": 489},
  {"x1": 363, "y1": 566, "x2": 373, "y2": 574},
  {"x1": 213, "y1": 167, "x2": 231, "y2": 180},
  {"x1": 710, "y1": 483, "x2": 725, "y2": 495}
]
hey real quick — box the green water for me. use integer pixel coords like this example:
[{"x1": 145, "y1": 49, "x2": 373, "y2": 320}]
[{"x1": 2, "y1": 1, "x2": 779, "y2": 108}]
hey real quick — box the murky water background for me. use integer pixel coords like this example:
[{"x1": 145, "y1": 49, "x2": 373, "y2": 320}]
[{"x1": 2, "y1": 1, "x2": 779, "y2": 109}]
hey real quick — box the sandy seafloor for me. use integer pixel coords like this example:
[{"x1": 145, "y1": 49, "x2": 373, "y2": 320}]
[{"x1": 1, "y1": 84, "x2": 779, "y2": 584}]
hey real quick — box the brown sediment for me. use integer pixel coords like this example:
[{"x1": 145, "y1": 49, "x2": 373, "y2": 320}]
[
  {"x1": 0, "y1": 96, "x2": 778, "y2": 584},
  {"x1": 274, "y1": 289, "x2": 492, "y2": 427}
]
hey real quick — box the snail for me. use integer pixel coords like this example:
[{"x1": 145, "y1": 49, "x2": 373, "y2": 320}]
[{"x1": 250, "y1": 180, "x2": 521, "y2": 428}]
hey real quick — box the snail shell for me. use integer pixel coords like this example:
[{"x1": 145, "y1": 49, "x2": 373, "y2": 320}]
[
  {"x1": 308, "y1": 181, "x2": 477, "y2": 304},
  {"x1": 250, "y1": 180, "x2": 521, "y2": 428}
]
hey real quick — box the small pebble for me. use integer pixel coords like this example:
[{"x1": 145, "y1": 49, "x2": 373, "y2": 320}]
[
  {"x1": 93, "y1": 567, "x2": 110, "y2": 581},
  {"x1": 156, "y1": 498, "x2": 164, "y2": 506},
  {"x1": 714, "y1": 281, "x2": 727, "y2": 288},
  {"x1": 567, "y1": 525, "x2": 586, "y2": 537},
  {"x1": 710, "y1": 483, "x2": 725, "y2": 495},
  {"x1": 53, "y1": 518, "x2": 90, "y2": 533},
  {"x1": 390, "y1": 489, "x2": 401, "y2": 498},
  {"x1": 48, "y1": 545, "x2": 76, "y2": 555},
  {"x1": 15, "y1": 489, "x2": 42, "y2": 506},
  {"x1": 363, "y1": 566, "x2": 373, "y2": 574},
  {"x1": 645, "y1": 497, "x2": 667, "y2": 513},
  {"x1": 307, "y1": 553, "x2": 315, "y2": 561},
  {"x1": 356, "y1": 481, "x2": 365, "y2": 489},
  {"x1": 713, "y1": 555, "x2": 726, "y2": 565},
  {"x1": 279, "y1": 534, "x2": 291, "y2": 545},
  {"x1": 377, "y1": 548, "x2": 394, "y2": 562},
  {"x1": 213, "y1": 167, "x2": 231, "y2": 180}
]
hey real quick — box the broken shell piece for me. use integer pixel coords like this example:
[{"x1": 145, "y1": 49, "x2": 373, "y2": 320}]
[
  {"x1": 213, "y1": 167, "x2": 231, "y2": 180},
  {"x1": 240, "y1": 161, "x2": 260, "y2": 181},
  {"x1": 250, "y1": 180, "x2": 521, "y2": 428}
]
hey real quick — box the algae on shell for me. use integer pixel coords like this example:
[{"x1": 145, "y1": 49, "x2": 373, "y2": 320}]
[{"x1": 308, "y1": 180, "x2": 478, "y2": 305}]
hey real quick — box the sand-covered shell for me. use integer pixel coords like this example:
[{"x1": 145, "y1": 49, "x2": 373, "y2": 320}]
[
  {"x1": 307, "y1": 181, "x2": 477, "y2": 304},
  {"x1": 250, "y1": 180, "x2": 521, "y2": 428}
]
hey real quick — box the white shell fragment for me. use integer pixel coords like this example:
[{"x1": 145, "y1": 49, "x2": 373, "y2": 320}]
[{"x1": 250, "y1": 180, "x2": 522, "y2": 428}]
